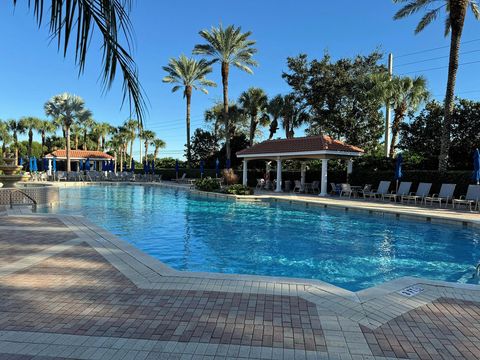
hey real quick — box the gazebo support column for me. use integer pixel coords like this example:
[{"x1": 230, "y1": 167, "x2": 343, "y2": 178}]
[
  {"x1": 275, "y1": 158, "x2": 282, "y2": 192},
  {"x1": 319, "y1": 159, "x2": 328, "y2": 196},
  {"x1": 242, "y1": 160, "x2": 248, "y2": 186}
]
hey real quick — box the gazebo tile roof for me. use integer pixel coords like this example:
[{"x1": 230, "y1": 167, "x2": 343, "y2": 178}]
[
  {"x1": 45, "y1": 150, "x2": 114, "y2": 159},
  {"x1": 236, "y1": 135, "x2": 364, "y2": 156}
]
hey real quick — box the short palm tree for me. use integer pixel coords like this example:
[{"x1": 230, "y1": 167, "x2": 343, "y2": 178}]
[
  {"x1": 162, "y1": 55, "x2": 216, "y2": 168},
  {"x1": 140, "y1": 130, "x2": 156, "y2": 162},
  {"x1": 393, "y1": 0, "x2": 480, "y2": 170},
  {"x1": 193, "y1": 24, "x2": 258, "y2": 162},
  {"x1": 93, "y1": 122, "x2": 114, "y2": 151},
  {"x1": 0, "y1": 120, "x2": 12, "y2": 157},
  {"x1": 44, "y1": 93, "x2": 86, "y2": 172},
  {"x1": 11, "y1": 0, "x2": 146, "y2": 124},
  {"x1": 21, "y1": 117, "x2": 42, "y2": 158},
  {"x1": 123, "y1": 119, "x2": 138, "y2": 167},
  {"x1": 152, "y1": 138, "x2": 166, "y2": 160},
  {"x1": 7, "y1": 119, "x2": 26, "y2": 163},
  {"x1": 267, "y1": 95, "x2": 284, "y2": 140},
  {"x1": 38, "y1": 120, "x2": 57, "y2": 156},
  {"x1": 239, "y1": 87, "x2": 269, "y2": 146},
  {"x1": 372, "y1": 74, "x2": 430, "y2": 157}
]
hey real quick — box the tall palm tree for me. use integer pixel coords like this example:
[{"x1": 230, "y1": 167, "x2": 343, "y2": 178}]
[
  {"x1": 0, "y1": 120, "x2": 12, "y2": 157},
  {"x1": 239, "y1": 87, "x2": 269, "y2": 146},
  {"x1": 267, "y1": 95, "x2": 284, "y2": 140},
  {"x1": 393, "y1": 0, "x2": 480, "y2": 170},
  {"x1": 76, "y1": 110, "x2": 95, "y2": 150},
  {"x1": 193, "y1": 24, "x2": 258, "y2": 162},
  {"x1": 282, "y1": 94, "x2": 309, "y2": 139},
  {"x1": 123, "y1": 119, "x2": 138, "y2": 166},
  {"x1": 38, "y1": 120, "x2": 57, "y2": 156},
  {"x1": 373, "y1": 74, "x2": 430, "y2": 157},
  {"x1": 44, "y1": 93, "x2": 86, "y2": 172},
  {"x1": 7, "y1": 119, "x2": 26, "y2": 163},
  {"x1": 162, "y1": 55, "x2": 216, "y2": 167},
  {"x1": 140, "y1": 130, "x2": 156, "y2": 162},
  {"x1": 11, "y1": 0, "x2": 146, "y2": 124},
  {"x1": 152, "y1": 138, "x2": 166, "y2": 160},
  {"x1": 21, "y1": 117, "x2": 42, "y2": 158}
]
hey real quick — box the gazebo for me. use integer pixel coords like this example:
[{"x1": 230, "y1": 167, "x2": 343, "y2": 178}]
[
  {"x1": 45, "y1": 150, "x2": 114, "y2": 171},
  {"x1": 236, "y1": 135, "x2": 364, "y2": 196}
]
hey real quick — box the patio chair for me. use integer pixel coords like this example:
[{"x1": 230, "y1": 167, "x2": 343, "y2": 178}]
[
  {"x1": 311, "y1": 180, "x2": 320, "y2": 193},
  {"x1": 423, "y1": 183, "x2": 456, "y2": 208},
  {"x1": 382, "y1": 182, "x2": 412, "y2": 202},
  {"x1": 401, "y1": 183, "x2": 432, "y2": 204},
  {"x1": 357, "y1": 184, "x2": 372, "y2": 198},
  {"x1": 339, "y1": 183, "x2": 353, "y2": 198},
  {"x1": 256, "y1": 178, "x2": 265, "y2": 190},
  {"x1": 452, "y1": 185, "x2": 480, "y2": 211},
  {"x1": 363, "y1": 181, "x2": 391, "y2": 199},
  {"x1": 175, "y1": 173, "x2": 186, "y2": 183},
  {"x1": 330, "y1": 182, "x2": 338, "y2": 195},
  {"x1": 293, "y1": 180, "x2": 302, "y2": 193}
]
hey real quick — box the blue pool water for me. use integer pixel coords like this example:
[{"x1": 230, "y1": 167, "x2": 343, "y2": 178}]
[{"x1": 41, "y1": 185, "x2": 480, "y2": 291}]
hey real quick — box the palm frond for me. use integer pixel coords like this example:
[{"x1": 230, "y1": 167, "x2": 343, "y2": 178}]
[
  {"x1": 415, "y1": 8, "x2": 441, "y2": 33},
  {"x1": 471, "y1": 1, "x2": 480, "y2": 19},
  {"x1": 393, "y1": 0, "x2": 434, "y2": 20}
]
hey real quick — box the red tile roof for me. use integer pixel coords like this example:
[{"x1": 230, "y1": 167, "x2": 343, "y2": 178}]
[
  {"x1": 236, "y1": 135, "x2": 364, "y2": 157},
  {"x1": 45, "y1": 150, "x2": 114, "y2": 160}
]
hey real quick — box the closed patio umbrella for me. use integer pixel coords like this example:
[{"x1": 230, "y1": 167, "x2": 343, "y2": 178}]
[
  {"x1": 130, "y1": 158, "x2": 135, "y2": 172},
  {"x1": 226, "y1": 158, "x2": 231, "y2": 170},
  {"x1": 85, "y1": 158, "x2": 91, "y2": 171},
  {"x1": 19, "y1": 157, "x2": 23, "y2": 166},
  {"x1": 42, "y1": 158, "x2": 48, "y2": 171},
  {"x1": 473, "y1": 149, "x2": 480, "y2": 185},
  {"x1": 32, "y1": 157, "x2": 38, "y2": 172},
  {"x1": 28, "y1": 157, "x2": 33, "y2": 171},
  {"x1": 144, "y1": 161, "x2": 149, "y2": 175},
  {"x1": 175, "y1": 159, "x2": 179, "y2": 180},
  {"x1": 395, "y1": 154, "x2": 403, "y2": 192},
  {"x1": 101, "y1": 160, "x2": 105, "y2": 171},
  {"x1": 79, "y1": 159, "x2": 83, "y2": 171},
  {"x1": 52, "y1": 158, "x2": 57, "y2": 172},
  {"x1": 200, "y1": 160, "x2": 204, "y2": 178}
]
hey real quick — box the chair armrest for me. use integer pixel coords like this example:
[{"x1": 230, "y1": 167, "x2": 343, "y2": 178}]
[
  {"x1": 459, "y1": 195, "x2": 466, "y2": 200},
  {"x1": 409, "y1": 192, "x2": 416, "y2": 195}
]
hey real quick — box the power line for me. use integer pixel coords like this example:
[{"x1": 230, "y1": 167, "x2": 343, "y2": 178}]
[
  {"x1": 396, "y1": 38, "x2": 480, "y2": 58},
  {"x1": 398, "y1": 59, "x2": 480, "y2": 75},
  {"x1": 396, "y1": 49, "x2": 480, "y2": 67}
]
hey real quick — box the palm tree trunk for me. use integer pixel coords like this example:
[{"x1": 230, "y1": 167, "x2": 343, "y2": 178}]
[
  {"x1": 249, "y1": 115, "x2": 256, "y2": 146},
  {"x1": 184, "y1": 86, "x2": 193, "y2": 168},
  {"x1": 97, "y1": 136, "x2": 101, "y2": 151},
  {"x1": 119, "y1": 148, "x2": 123, "y2": 172},
  {"x1": 41, "y1": 131, "x2": 46, "y2": 156},
  {"x1": 438, "y1": 6, "x2": 467, "y2": 171},
  {"x1": 74, "y1": 134, "x2": 79, "y2": 150},
  {"x1": 284, "y1": 119, "x2": 290, "y2": 139},
  {"x1": 102, "y1": 136, "x2": 106, "y2": 151},
  {"x1": 221, "y1": 62, "x2": 230, "y2": 162},
  {"x1": 389, "y1": 110, "x2": 404, "y2": 158},
  {"x1": 65, "y1": 126, "x2": 71, "y2": 172},
  {"x1": 28, "y1": 129, "x2": 33, "y2": 158},
  {"x1": 144, "y1": 142, "x2": 149, "y2": 163},
  {"x1": 129, "y1": 140, "x2": 134, "y2": 168},
  {"x1": 154, "y1": 148, "x2": 159, "y2": 160},
  {"x1": 13, "y1": 132, "x2": 18, "y2": 164}
]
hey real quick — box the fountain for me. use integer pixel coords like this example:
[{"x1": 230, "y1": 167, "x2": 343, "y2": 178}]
[{"x1": 0, "y1": 154, "x2": 30, "y2": 188}]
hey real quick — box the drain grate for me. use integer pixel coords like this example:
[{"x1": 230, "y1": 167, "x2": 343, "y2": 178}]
[{"x1": 398, "y1": 285, "x2": 424, "y2": 297}]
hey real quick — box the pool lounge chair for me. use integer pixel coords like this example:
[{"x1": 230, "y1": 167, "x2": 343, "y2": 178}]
[
  {"x1": 363, "y1": 181, "x2": 391, "y2": 199},
  {"x1": 311, "y1": 181, "x2": 320, "y2": 193},
  {"x1": 293, "y1": 180, "x2": 302, "y2": 193},
  {"x1": 401, "y1": 182, "x2": 432, "y2": 204},
  {"x1": 452, "y1": 185, "x2": 480, "y2": 211},
  {"x1": 357, "y1": 184, "x2": 372, "y2": 198},
  {"x1": 423, "y1": 183, "x2": 456, "y2": 207},
  {"x1": 339, "y1": 183, "x2": 354, "y2": 198},
  {"x1": 175, "y1": 173, "x2": 187, "y2": 183},
  {"x1": 382, "y1": 182, "x2": 412, "y2": 202}
]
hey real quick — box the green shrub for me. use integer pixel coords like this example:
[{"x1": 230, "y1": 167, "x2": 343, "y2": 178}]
[
  {"x1": 226, "y1": 184, "x2": 253, "y2": 195},
  {"x1": 194, "y1": 177, "x2": 220, "y2": 192}
]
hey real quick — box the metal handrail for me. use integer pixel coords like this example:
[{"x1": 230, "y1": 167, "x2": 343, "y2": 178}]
[{"x1": 9, "y1": 189, "x2": 37, "y2": 209}]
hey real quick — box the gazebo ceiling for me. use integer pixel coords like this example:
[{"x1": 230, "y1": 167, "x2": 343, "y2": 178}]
[{"x1": 236, "y1": 135, "x2": 364, "y2": 160}]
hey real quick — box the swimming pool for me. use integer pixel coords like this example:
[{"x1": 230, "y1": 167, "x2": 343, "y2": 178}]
[{"x1": 41, "y1": 184, "x2": 480, "y2": 291}]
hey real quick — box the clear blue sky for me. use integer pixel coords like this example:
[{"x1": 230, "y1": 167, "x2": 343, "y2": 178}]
[{"x1": 1, "y1": 0, "x2": 480, "y2": 160}]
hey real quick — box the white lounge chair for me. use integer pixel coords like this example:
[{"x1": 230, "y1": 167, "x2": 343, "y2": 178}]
[
  {"x1": 293, "y1": 180, "x2": 302, "y2": 193},
  {"x1": 363, "y1": 181, "x2": 391, "y2": 199},
  {"x1": 176, "y1": 173, "x2": 187, "y2": 183},
  {"x1": 452, "y1": 185, "x2": 480, "y2": 211},
  {"x1": 424, "y1": 183, "x2": 456, "y2": 207},
  {"x1": 382, "y1": 182, "x2": 412, "y2": 202},
  {"x1": 339, "y1": 183, "x2": 353, "y2": 198},
  {"x1": 401, "y1": 183, "x2": 432, "y2": 204},
  {"x1": 311, "y1": 181, "x2": 320, "y2": 193}
]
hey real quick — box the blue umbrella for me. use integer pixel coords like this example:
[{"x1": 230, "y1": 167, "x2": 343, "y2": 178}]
[
  {"x1": 52, "y1": 158, "x2": 57, "y2": 172},
  {"x1": 101, "y1": 160, "x2": 105, "y2": 171},
  {"x1": 226, "y1": 158, "x2": 231, "y2": 170},
  {"x1": 215, "y1": 158, "x2": 220, "y2": 177},
  {"x1": 143, "y1": 161, "x2": 148, "y2": 175},
  {"x1": 85, "y1": 158, "x2": 91, "y2": 171},
  {"x1": 92, "y1": 161, "x2": 96, "y2": 171},
  {"x1": 19, "y1": 157, "x2": 23, "y2": 166},
  {"x1": 79, "y1": 159, "x2": 83, "y2": 171},
  {"x1": 111, "y1": 160, "x2": 115, "y2": 171},
  {"x1": 42, "y1": 158, "x2": 48, "y2": 171},
  {"x1": 200, "y1": 160, "x2": 205, "y2": 178},
  {"x1": 32, "y1": 157, "x2": 38, "y2": 172},
  {"x1": 151, "y1": 160, "x2": 155, "y2": 174},
  {"x1": 28, "y1": 157, "x2": 32, "y2": 171},
  {"x1": 130, "y1": 158, "x2": 135, "y2": 172},
  {"x1": 175, "y1": 159, "x2": 179, "y2": 179},
  {"x1": 473, "y1": 149, "x2": 480, "y2": 184},
  {"x1": 394, "y1": 154, "x2": 403, "y2": 192}
]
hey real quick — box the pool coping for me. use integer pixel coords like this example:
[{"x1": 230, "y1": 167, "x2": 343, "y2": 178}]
[{"x1": 35, "y1": 181, "x2": 480, "y2": 304}]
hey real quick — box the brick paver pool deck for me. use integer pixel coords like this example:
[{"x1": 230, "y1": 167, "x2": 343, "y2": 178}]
[{"x1": 1, "y1": 208, "x2": 479, "y2": 359}]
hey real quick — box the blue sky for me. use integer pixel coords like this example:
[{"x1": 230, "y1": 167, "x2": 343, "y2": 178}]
[{"x1": 1, "y1": 0, "x2": 480, "y2": 160}]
